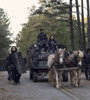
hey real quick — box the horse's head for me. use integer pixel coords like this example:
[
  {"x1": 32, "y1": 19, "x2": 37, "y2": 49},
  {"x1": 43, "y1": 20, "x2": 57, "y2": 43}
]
[
  {"x1": 74, "y1": 50, "x2": 84, "y2": 66},
  {"x1": 55, "y1": 48, "x2": 66, "y2": 65}
]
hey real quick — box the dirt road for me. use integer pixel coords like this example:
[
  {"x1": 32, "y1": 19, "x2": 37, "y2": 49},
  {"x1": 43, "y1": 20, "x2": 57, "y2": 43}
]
[{"x1": 0, "y1": 71, "x2": 90, "y2": 100}]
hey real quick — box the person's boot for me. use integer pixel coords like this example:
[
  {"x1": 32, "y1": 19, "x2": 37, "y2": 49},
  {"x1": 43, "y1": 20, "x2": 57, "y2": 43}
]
[
  {"x1": 8, "y1": 77, "x2": 11, "y2": 81},
  {"x1": 13, "y1": 82, "x2": 17, "y2": 85},
  {"x1": 13, "y1": 80, "x2": 17, "y2": 85}
]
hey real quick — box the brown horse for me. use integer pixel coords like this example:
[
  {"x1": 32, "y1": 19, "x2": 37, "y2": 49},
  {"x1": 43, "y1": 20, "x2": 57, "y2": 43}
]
[
  {"x1": 65, "y1": 50, "x2": 84, "y2": 87},
  {"x1": 48, "y1": 48, "x2": 66, "y2": 88}
]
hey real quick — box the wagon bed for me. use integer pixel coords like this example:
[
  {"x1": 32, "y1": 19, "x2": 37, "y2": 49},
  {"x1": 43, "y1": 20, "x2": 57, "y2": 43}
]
[{"x1": 30, "y1": 53, "x2": 49, "y2": 82}]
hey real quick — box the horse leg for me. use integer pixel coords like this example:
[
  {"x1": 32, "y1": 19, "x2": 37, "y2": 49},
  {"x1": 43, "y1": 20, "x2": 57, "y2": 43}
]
[
  {"x1": 74, "y1": 70, "x2": 79, "y2": 87},
  {"x1": 56, "y1": 72, "x2": 59, "y2": 89},
  {"x1": 48, "y1": 68, "x2": 54, "y2": 85},
  {"x1": 58, "y1": 71, "x2": 62, "y2": 88},
  {"x1": 48, "y1": 69, "x2": 51, "y2": 83},
  {"x1": 52, "y1": 68, "x2": 56, "y2": 87},
  {"x1": 70, "y1": 71, "x2": 74, "y2": 86},
  {"x1": 53, "y1": 68, "x2": 60, "y2": 89},
  {"x1": 77, "y1": 68, "x2": 81, "y2": 86},
  {"x1": 74, "y1": 68, "x2": 82, "y2": 87}
]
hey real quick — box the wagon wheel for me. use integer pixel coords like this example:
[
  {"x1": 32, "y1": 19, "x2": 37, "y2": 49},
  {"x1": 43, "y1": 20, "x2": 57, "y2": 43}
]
[{"x1": 33, "y1": 72, "x2": 38, "y2": 82}]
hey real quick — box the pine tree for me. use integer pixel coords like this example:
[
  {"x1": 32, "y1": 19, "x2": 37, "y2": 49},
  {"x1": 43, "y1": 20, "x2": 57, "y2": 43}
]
[{"x1": 0, "y1": 8, "x2": 12, "y2": 60}]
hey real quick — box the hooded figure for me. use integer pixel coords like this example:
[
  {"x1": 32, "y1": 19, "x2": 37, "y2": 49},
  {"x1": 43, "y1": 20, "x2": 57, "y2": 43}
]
[{"x1": 8, "y1": 46, "x2": 21, "y2": 85}]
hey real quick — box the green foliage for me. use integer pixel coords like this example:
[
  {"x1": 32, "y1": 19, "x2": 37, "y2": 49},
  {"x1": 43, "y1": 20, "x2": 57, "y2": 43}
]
[
  {"x1": 0, "y1": 8, "x2": 12, "y2": 60},
  {"x1": 16, "y1": 0, "x2": 79, "y2": 56}
]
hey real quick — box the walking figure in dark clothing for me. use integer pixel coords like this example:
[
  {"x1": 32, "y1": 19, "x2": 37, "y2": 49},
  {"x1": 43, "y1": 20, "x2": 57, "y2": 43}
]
[
  {"x1": 84, "y1": 48, "x2": 90, "y2": 80},
  {"x1": 8, "y1": 46, "x2": 21, "y2": 85}
]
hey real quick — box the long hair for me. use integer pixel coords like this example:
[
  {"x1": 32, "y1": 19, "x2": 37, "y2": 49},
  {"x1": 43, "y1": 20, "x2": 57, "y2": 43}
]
[
  {"x1": 49, "y1": 34, "x2": 55, "y2": 41},
  {"x1": 11, "y1": 46, "x2": 17, "y2": 53}
]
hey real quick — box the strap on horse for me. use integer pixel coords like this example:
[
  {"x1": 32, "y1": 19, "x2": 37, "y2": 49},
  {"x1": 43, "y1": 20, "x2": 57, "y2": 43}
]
[
  {"x1": 42, "y1": 63, "x2": 66, "y2": 78},
  {"x1": 41, "y1": 64, "x2": 54, "y2": 78}
]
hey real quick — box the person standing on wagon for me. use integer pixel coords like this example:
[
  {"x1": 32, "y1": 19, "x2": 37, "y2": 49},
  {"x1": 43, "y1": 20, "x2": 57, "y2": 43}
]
[
  {"x1": 8, "y1": 46, "x2": 21, "y2": 85},
  {"x1": 37, "y1": 28, "x2": 48, "y2": 52}
]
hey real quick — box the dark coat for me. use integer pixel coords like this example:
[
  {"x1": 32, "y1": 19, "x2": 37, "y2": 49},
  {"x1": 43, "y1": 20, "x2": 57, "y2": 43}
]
[
  {"x1": 48, "y1": 40, "x2": 57, "y2": 47},
  {"x1": 84, "y1": 53, "x2": 90, "y2": 65},
  {"x1": 8, "y1": 52, "x2": 17, "y2": 66},
  {"x1": 48, "y1": 40, "x2": 57, "y2": 53},
  {"x1": 9, "y1": 51, "x2": 26, "y2": 74},
  {"x1": 38, "y1": 32, "x2": 48, "y2": 43}
]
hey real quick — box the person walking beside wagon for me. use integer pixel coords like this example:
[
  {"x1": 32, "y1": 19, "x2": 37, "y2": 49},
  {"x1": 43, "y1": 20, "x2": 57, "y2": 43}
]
[
  {"x1": 8, "y1": 46, "x2": 21, "y2": 85},
  {"x1": 84, "y1": 48, "x2": 90, "y2": 80}
]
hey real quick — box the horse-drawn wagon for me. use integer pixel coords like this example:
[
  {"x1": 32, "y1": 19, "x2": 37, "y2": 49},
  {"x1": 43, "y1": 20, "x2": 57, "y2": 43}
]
[
  {"x1": 27, "y1": 44, "x2": 84, "y2": 89},
  {"x1": 27, "y1": 45, "x2": 68, "y2": 83},
  {"x1": 27, "y1": 46, "x2": 49, "y2": 82}
]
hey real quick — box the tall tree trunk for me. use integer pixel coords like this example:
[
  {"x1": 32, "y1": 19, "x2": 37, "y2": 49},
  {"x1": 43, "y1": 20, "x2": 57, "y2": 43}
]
[
  {"x1": 87, "y1": 0, "x2": 90, "y2": 48},
  {"x1": 81, "y1": 0, "x2": 86, "y2": 50},
  {"x1": 69, "y1": 0, "x2": 74, "y2": 50},
  {"x1": 75, "y1": 0, "x2": 83, "y2": 50}
]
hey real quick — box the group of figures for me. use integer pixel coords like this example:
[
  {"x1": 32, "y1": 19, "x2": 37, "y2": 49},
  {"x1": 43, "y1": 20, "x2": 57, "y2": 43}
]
[
  {"x1": 37, "y1": 28, "x2": 66, "y2": 53},
  {"x1": 27, "y1": 29, "x2": 90, "y2": 89},
  {"x1": 4, "y1": 28, "x2": 90, "y2": 87}
]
